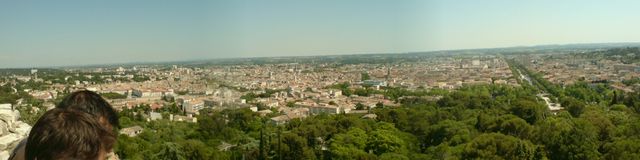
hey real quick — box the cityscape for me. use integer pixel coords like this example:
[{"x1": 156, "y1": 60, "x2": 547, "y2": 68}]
[
  {"x1": 3, "y1": 44, "x2": 640, "y2": 159},
  {"x1": 2, "y1": 0, "x2": 640, "y2": 160}
]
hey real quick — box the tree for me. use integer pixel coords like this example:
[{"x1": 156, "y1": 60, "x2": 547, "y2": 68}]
[
  {"x1": 153, "y1": 142, "x2": 186, "y2": 160},
  {"x1": 132, "y1": 75, "x2": 151, "y2": 82},
  {"x1": 365, "y1": 122, "x2": 408, "y2": 155},
  {"x1": 581, "y1": 108, "x2": 614, "y2": 141},
  {"x1": 376, "y1": 109, "x2": 410, "y2": 131},
  {"x1": 281, "y1": 133, "x2": 315, "y2": 160},
  {"x1": 100, "y1": 92, "x2": 127, "y2": 99},
  {"x1": 562, "y1": 97, "x2": 586, "y2": 117},
  {"x1": 329, "y1": 128, "x2": 372, "y2": 159},
  {"x1": 286, "y1": 101, "x2": 296, "y2": 108},
  {"x1": 498, "y1": 117, "x2": 533, "y2": 139},
  {"x1": 226, "y1": 108, "x2": 258, "y2": 132},
  {"x1": 477, "y1": 114, "x2": 533, "y2": 139},
  {"x1": 366, "y1": 129, "x2": 407, "y2": 155},
  {"x1": 462, "y1": 133, "x2": 537, "y2": 160},
  {"x1": 535, "y1": 117, "x2": 600, "y2": 160},
  {"x1": 115, "y1": 135, "x2": 153, "y2": 159},
  {"x1": 379, "y1": 152, "x2": 410, "y2": 160},
  {"x1": 623, "y1": 92, "x2": 640, "y2": 113},
  {"x1": 241, "y1": 92, "x2": 258, "y2": 102},
  {"x1": 424, "y1": 120, "x2": 472, "y2": 147},
  {"x1": 119, "y1": 117, "x2": 134, "y2": 127},
  {"x1": 361, "y1": 72, "x2": 371, "y2": 81},
  {"x1": 511, "y1": 99, "x2": 546, "y2": 124},
  {"x1": 355, "y1": 103, "x2": 366, "y2": 110},
  {"x1": 564, "y1": 82, "x2": 610, "y2": 104},
  {"x1": 603, "y1": 138, "x2": 640, "y2": 159},
  {"x1": 197, "y1": 112, "x2": 226, "y2": 139},
  {"x1": 180, "y1": 140, "x2": 218, "y2": 159},
  {"x1": 256, "y1": 103, "x2": 269, "y2": 111},
  {"x1": 159, "y1": 103, "x2": 182, "y2": 115}
]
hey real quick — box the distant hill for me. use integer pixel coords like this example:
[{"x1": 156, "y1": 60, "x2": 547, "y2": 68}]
[
  {"x1": 570, "y1": 47, "x2": 640, "y2": 64},
  {"x1": 10, "y1": 42, "x2": 640, "y2": 69}
]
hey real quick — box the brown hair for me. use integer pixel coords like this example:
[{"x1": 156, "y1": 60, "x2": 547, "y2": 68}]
[
  {"x1": 57, "y1": 90, "x2": 120, "y2": 129},
  {"x1": 25, "y1": 108, "x2": 116, "y2": 160}
]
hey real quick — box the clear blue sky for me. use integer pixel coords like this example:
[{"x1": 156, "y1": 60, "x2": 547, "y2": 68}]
[{"x1": 1, "y1": 0, "x2": 639, "y2": 68}]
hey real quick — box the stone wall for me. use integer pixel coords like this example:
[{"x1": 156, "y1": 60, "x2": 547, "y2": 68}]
[{"x1": 0, "y1": 104, "x2": 31, "y2": 159}]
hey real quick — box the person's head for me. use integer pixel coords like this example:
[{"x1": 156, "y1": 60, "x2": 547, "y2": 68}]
[
  {"x1": 57, "y1": 90, "x2": 119, "y2": 130},
  {"x1": 26, "y1": 108, "x2": 116, "y2": 160}
]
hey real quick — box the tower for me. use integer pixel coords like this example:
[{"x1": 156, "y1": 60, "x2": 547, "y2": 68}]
[
  {"x1": 31, "y1": 69, "x2": 38, "y2": 79},
  {"x1": 386, "y1": 66, "x2": 391, "y2": 81}
]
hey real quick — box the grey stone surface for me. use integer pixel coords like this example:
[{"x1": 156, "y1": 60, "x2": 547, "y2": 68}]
[
  {"x1": 0, "y1": 104, "x2": 11, "y2": 110},
  {"x1": 0, "y1": 134, "x2": 20, "y2": 150},
  {"x1": 0, "y1": 150, "x2": 10, "y2": 160},
  {"x1": 0, "y1": 107, "x2": 31, "y2": 157}
]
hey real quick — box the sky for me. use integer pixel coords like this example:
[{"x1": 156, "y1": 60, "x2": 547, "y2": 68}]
[{"x1": 1, "y1": 0, "x2": 640, "y2": 68}]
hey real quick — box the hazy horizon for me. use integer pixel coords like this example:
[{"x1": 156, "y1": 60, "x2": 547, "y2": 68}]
[{"x1": 2, "y1": 0, "x2": 640, "y2": 68}]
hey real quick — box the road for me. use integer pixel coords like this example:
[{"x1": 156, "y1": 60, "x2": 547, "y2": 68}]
[{"x1": 515, "y1": 68, "x2": 563, "y2": 112}]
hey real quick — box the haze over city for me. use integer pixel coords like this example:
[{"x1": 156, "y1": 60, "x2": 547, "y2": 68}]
[{"x1": 1, "y1": 0, "x2": 640, "y2": 68}]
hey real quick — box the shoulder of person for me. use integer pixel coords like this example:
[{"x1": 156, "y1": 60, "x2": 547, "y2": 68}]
[{"x1": 8, "y1": 139, "x2": 27, "y2": 160}]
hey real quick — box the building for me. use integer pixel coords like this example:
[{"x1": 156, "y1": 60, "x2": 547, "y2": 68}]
[
  {"x1": 270, "y1": 115, "x2": 292, "y2": 125},
  {"x1": 170, "y1": 114, "x2": 198, "y2": 123},
  {"x1": 330, "y1": 90, "x2": 342, "y2": 97},
  {"x1": 120, "y1": 126, "x2": 144, "y2": 137},
  {"x1": 183, "y1": 100, "x2": 204, "y2": 114},
  {"x1": 362, "y1": 113, "x2": 378, "y2": 119},
  {"x1": 131, "y1": 89, "x2": 165, "y2": 98},
  {"x1": 310, "y1": 105, "x2": 342, "y2": 114},
  {"x1": 614, "y1": 64, "x2": 640, "y2": 73},
  {"x1": 29, "y1": 91, "x2": 54, "y2": 100},
  {"x1": 472, "y1": 60, "x2": 481, "y2": 66},
  {"x1": 149, "y1": 112, "x2": 162, "y2": 121},
  {"x1": 362, "y1": 80, "x2": 387, "y2": 87},
  {"x1": 271, "y1": 107, "x2": 309, "y2": 125},
  {"x1": 257, "y1": 109, "x2": 273, "y2": 116},
  {"x1": 204, "y1": 99, "x2": 219, "y2": 107}
]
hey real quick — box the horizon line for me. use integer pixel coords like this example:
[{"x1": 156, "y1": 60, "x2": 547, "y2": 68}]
[{"x1": 3, "y1": 41, "x2": 640, "y2": 70}]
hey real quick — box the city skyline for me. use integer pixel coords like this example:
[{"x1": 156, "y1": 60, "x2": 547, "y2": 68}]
[{"x1": 2, "y1": 0, "x2": 640, "y2": 68}]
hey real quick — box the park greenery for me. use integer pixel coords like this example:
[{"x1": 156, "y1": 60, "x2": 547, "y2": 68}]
[{"x1": 101, "y1": 92, "x2": 128, "y2": 99}]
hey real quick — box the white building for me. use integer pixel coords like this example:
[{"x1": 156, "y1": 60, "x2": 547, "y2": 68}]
[
  {"x1": 120, "y1": 126, "x2": 143, "y2": 137},
  {"x1": 310, "y1": 105, "x2": 342, "y2": 114}
]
